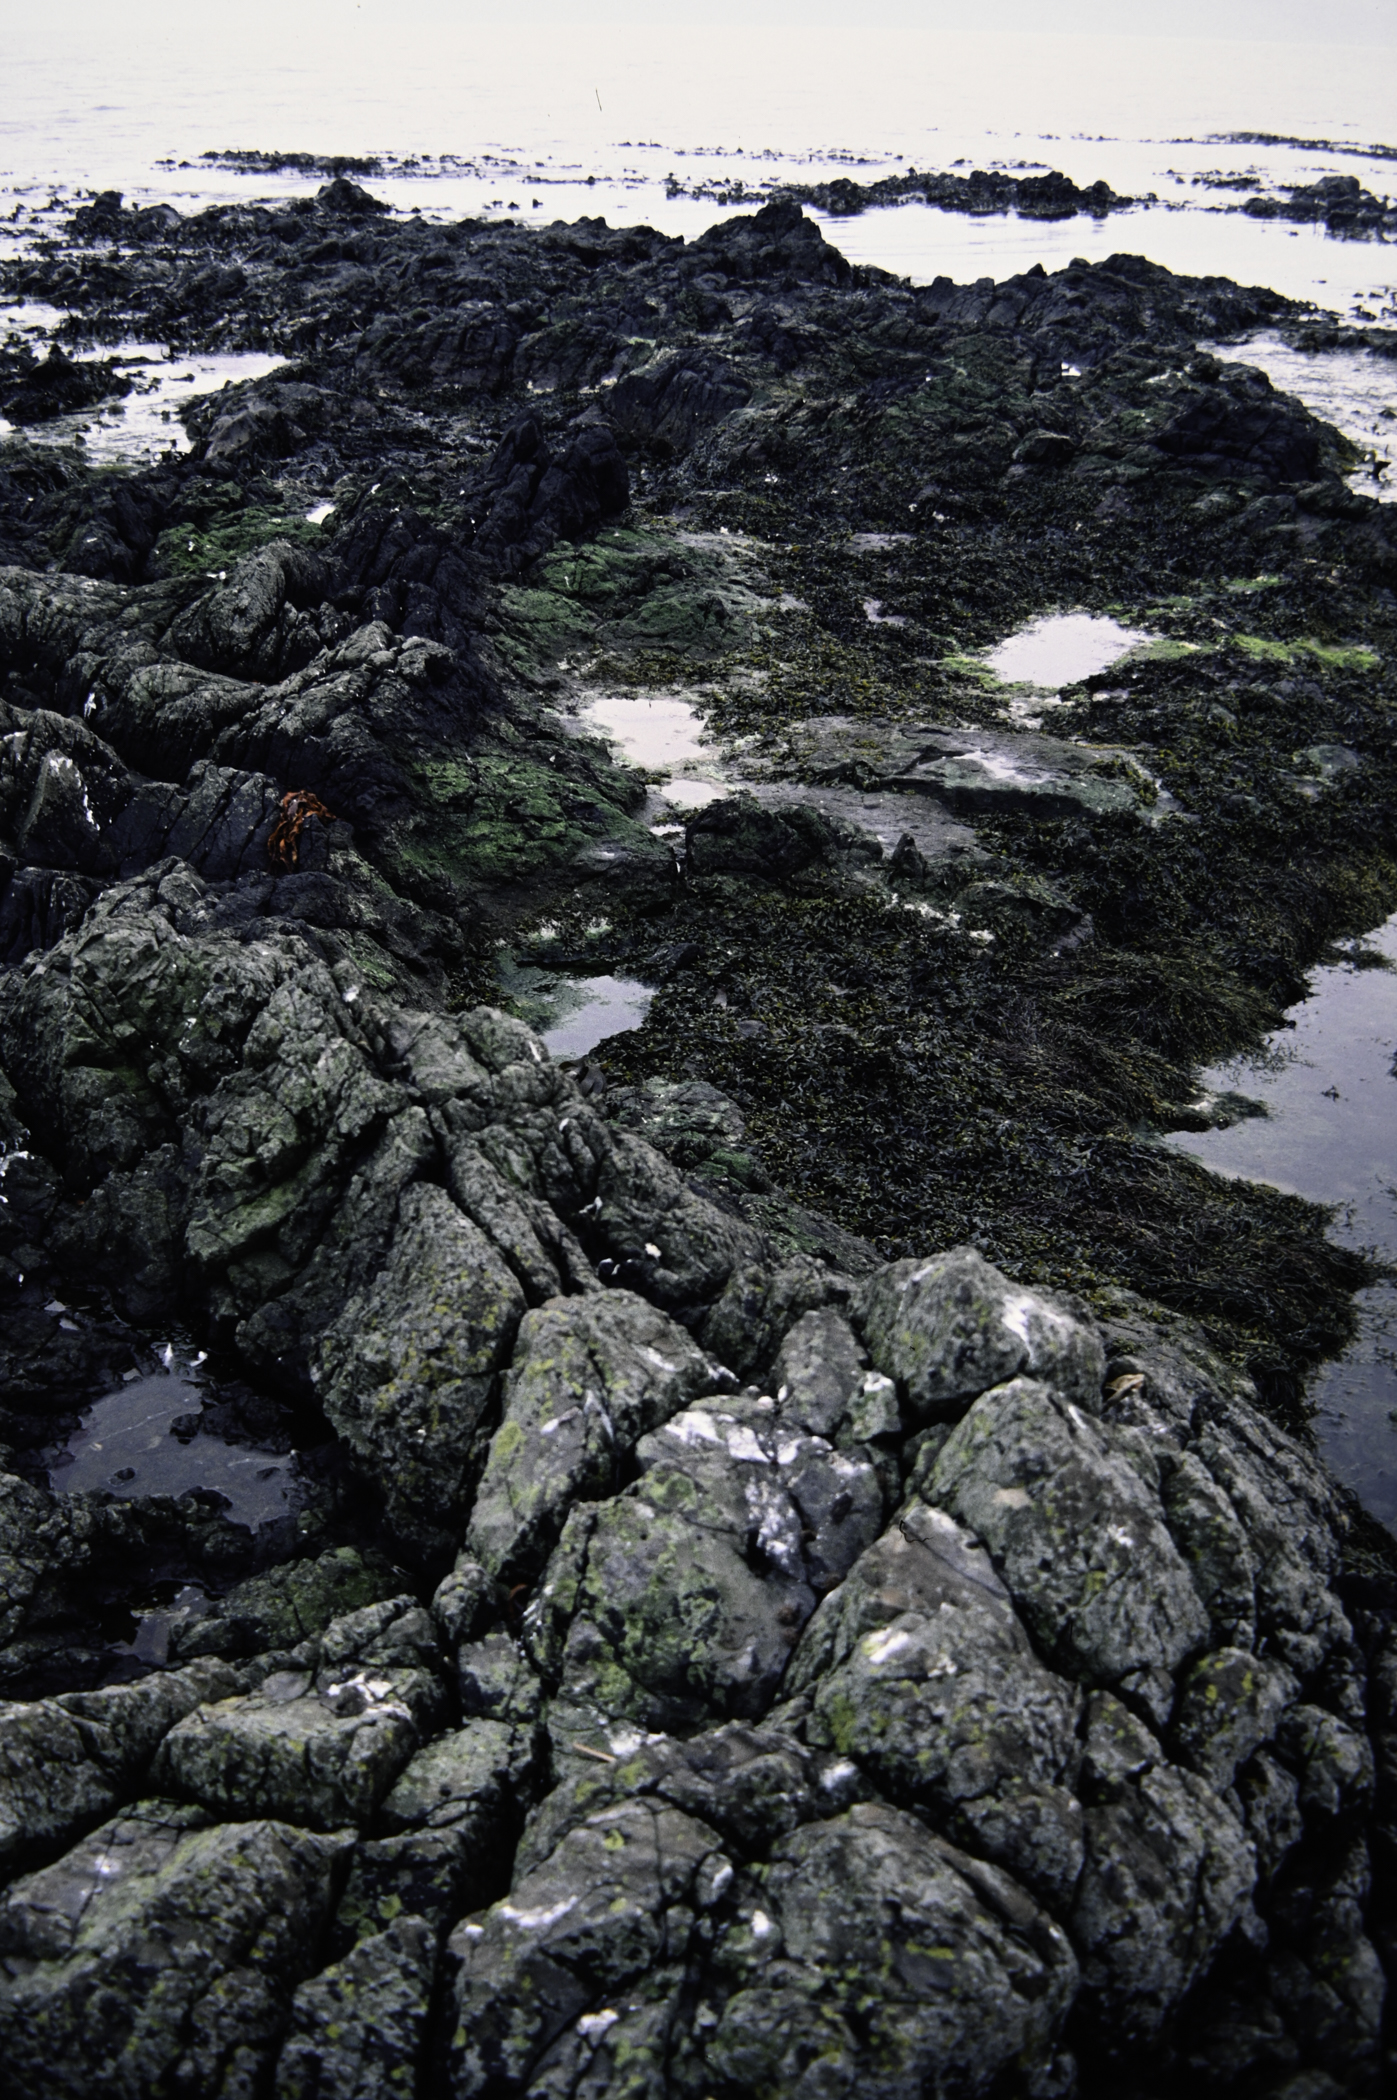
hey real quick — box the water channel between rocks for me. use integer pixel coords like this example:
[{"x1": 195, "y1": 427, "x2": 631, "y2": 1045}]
[
  {"x1": 0, "y1": 303, "x2": 288, "y2": 465},
  {"x1": 1168, "y1": 915, "x2": 1397, "y2": 1534}
]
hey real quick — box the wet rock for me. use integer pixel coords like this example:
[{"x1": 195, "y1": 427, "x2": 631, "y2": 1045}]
[
  {"x1": 854, "y1": 1246, "x2": 1106, "y2": 1422},
  {"x1": 465, "y1": 1287, "x2": 712, "y2": 1583},
  {"x1": 0, "y1": 1801, "x2": 351, "y2": 2098},
  {"x1": 790, "y1": 1499, "x2": 1084, "y2": 1907},
  {"x1": 0, "y1": 345, "x2": 132, "y2": 427},
  {"x1": 275, "y1": 1915, "x2": 437, "y2": 2100}
]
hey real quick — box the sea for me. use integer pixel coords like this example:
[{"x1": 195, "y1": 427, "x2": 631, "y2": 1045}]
[{"x1": 6, "y1": 2, "x2": 1397, "y2": 1531}]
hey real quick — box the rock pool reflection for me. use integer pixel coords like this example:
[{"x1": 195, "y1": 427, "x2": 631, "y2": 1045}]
[
  {"x1": 985, "y1": 612, "x2": 1152, "y2": 691},
  {"x1": 52, "y1": 1366, "x2": 294, "y2": 1530},
  {"x1": 1168, "y1": 914, "x2": 1397, "y2": 1532}
]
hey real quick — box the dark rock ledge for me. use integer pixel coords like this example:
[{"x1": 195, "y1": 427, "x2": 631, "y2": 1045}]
[{"x1": 0, "y1": 191, "x2": 1393, "y2": 2098}]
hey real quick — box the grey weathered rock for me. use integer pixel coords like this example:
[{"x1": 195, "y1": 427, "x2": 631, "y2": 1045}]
[
  {"x1": 465, "y1": 1288, "x2": 713, "y2": 1582},
  {"x1": 1265, "y1": 1833, "x2": 1387, "y2": 2088},
  {"x1": 276, "y1": 1915, "x2": 438, "y2": 2099},
  {"x1": 379, "y1": 1716, "x2": 534, "y2": 1841},
  {"x1": 315, "y1": 1184, "x2": 526, "y2": 1558},
  {"x1": 0, "y1": 1657, "x2": 242, "y2": 1872},
  {"x1": 1070, "y1": 1693, "x2": 1256, "y2": 2046},
  {"x1": 855, "y1": 1246, "x2": 1105, "y2": 1422},
  {"x1": 1171, "y1": 1645, "x2": 1298, "y2": 1789},
  {"x1": 928, "y1": 1375, "x2": 1210, "y2": 1692},
  {"x1": 0, "y1": 1801, "x2": 351, "y2": 2098},
  {"x1": 446, "y1": 1797, "x2": 729, "y2": 2096},
  {"x1": 519, "y1": 1718, "x2": 866, "y2": 1873},
  {"x1": 526, "y1": 1395, "x2": 883, "y2": 1737},
  {"x1": 702, "y1": 1803, "x2": 1079, "y2": 2100},
  {"x1": 771, "y1": 1303, "x2": 875, "y2": 1437},
  {"x1": 153, "y1": 1598, "x2": 448, "y2": 1829},
  {"x1": 789, "y1": 1498, "x2": 1084, "y2": 1906},
  {"x1": 168, "y1": 1546, "x2": 406, "y2": 1663}
]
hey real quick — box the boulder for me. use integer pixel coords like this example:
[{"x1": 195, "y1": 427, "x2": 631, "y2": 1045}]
[
  {"x1": 855, "y1": 1247, "x2": 1106, "y2": 1422},
  {"x1": 526, "y1": 1394, "x2": 884, "y2": 1737},
  {"x1": 152, "y1": 1599, "x2": 447, "y2": 1829},
  {"x1": 275, "y1": 1916, "x2": 437, "y2": 2100},
  {"x1": 927, "y1": 1376, "x2": 1209, "y2": 1700},
  {"x1": 465, "y1": 1288, "x2": 713, "y2": 1583},
  {"x1": 790, "y1": 1499, "x2": 1084, "y2": 1906},
  {"x1": 0, "y1": 1802, "x2": 351, "y2": 2098}
]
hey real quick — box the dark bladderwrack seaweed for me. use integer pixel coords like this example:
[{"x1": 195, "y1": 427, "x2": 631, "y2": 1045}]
[{"x1": 0, "y1": 184, "x2": 1394, "y2": 2096}]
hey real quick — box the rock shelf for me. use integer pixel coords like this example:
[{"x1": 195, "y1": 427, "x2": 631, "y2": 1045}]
[{"x1": 0, "y1": 185, "x2": 1394, "y2": 2096}]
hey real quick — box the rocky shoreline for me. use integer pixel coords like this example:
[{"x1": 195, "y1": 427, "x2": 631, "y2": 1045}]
[{"x1": 0, "y1": 185, "x2": 1395, "y2": 2095}]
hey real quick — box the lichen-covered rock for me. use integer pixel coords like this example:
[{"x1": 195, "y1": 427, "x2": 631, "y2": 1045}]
[
  {"x1": 0, "y1": 1801, "x2": 351, "y2": 2098},
  {"x1": 1070, "y1": 1693, "x2": 1257, "y2": 2046},
  {"x1": 168, "y1": 1546, "x2": 406, "y2": 1663},
  {"x1": 519, "y1": 1718, "x2": 865, "y2": 1873},
  {"x1": 445, "y1": 1798, "x2": 730, "y2": 2096},
  {"x1": 701, "y1": 1803, "x2": 1079, "y2": 2100},
  {"x1": 789, "y1": 1498, "x2": 1084, "y2": 1906},
  {"x1": 854, "y1": 1246, "x2": 1106, "y2": 1421},
  {"x1": 1264, "y1": 1833, "x2": 1387, "y2": 2089},
  {"x1": 0, "y1": 1657, "x2": 242, "y2": 1872},
  {"x1": 1171, "y1": 1646, "x2": 1298, "y2": 1789},
  {"x1": 315, "y1": 1184, "x2": 526, "y2": 1558},
  {"x1": 152, "y1": 1598, "x2": 447, "y2": 1829},
  {"x1": 526, "y1": 1395, "x2": 884, "y2": 1737},
  {"x1": 275, "y1": 1915, "x2": 438, "y2": 2100},
  {"x1": 928, "y1": 1376, "x2": 1210, "y2": 1696},
  {"x1": 465, "y1": 1288, "x2": 713, "y2": 1583},
  {"x1": 379, "y1": 1716, "x2": 534, "y2": 1845}
]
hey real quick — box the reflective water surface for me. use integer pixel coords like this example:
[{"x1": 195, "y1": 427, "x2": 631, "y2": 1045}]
[
  {"x1": 1169, "y1": 915, "x2": 1397, "y2": 1533},
  {"x1": 51, "y1": 1364, "x2": 295, "y2": 1530}
]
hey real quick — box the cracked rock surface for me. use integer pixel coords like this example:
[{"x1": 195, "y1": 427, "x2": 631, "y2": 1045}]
[{"x1": 0, "y1": 185, "x2": 1393, "y2": 2098}]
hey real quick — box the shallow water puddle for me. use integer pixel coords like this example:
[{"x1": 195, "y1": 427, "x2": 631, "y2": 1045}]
[
  {"x1": 51, "y1": 1366, "x2": 293, "y2": 1529},
  {"x1": 1167, "y1": 912, "x2": 1397, "y2": 1532},
  {"x1": 498, "y1": 945, "x2": 655, "y2": 1060},
  {"x1": 577, "y1": 692, "x2": 733, "y2": 815},
  {"x1": 541, "y1": 975, "x2": 654, "y2": 1058},
  {"x1": 0, "y1": 326, "x2": 288, "y2": 465},
  {"x1": 984, "y1": 612, "x2": 1152, "y2": 691}
]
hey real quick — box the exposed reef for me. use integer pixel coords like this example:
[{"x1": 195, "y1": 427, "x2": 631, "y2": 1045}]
[{"x1": 0, "y1": 186, "x2": 1395, "y2": 2096}]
